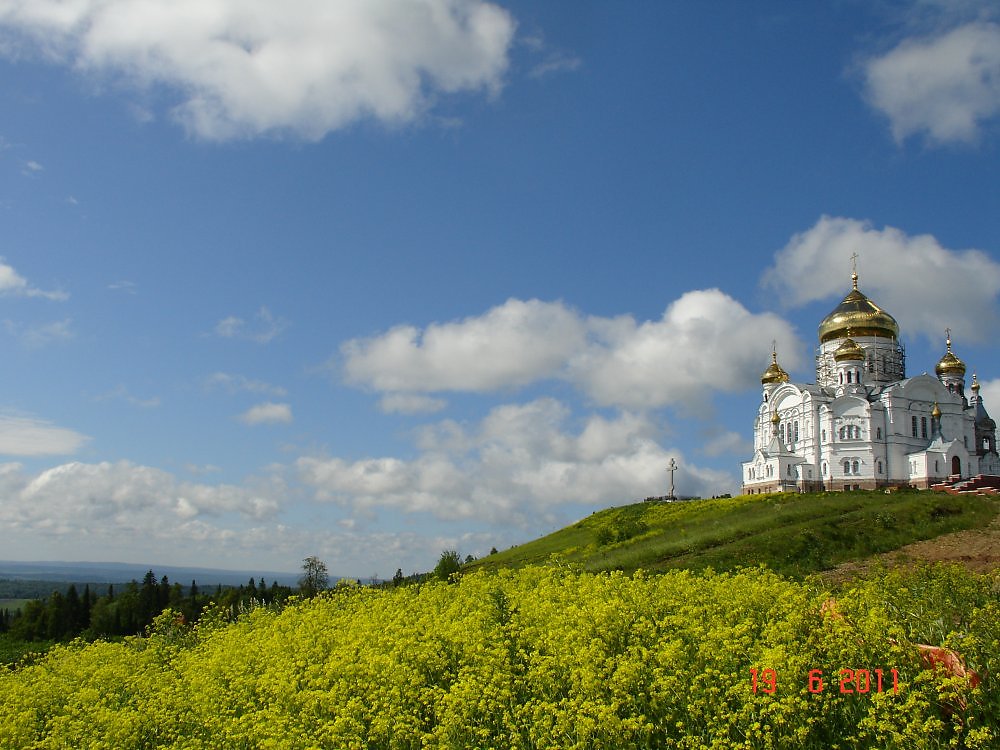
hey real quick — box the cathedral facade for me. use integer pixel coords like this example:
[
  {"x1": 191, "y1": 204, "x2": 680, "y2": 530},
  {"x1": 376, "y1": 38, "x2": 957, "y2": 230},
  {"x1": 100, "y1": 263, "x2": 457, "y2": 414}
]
[{"x1": 742, "y1": 271, "x2": 999, "y2": 494}]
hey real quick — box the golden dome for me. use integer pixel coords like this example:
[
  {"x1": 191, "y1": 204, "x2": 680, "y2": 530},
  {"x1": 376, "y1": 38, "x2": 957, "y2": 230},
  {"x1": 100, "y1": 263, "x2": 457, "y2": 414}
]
[
  {"x1": 761, "y1": 350, "x2": 789, "y2": 385},
  {"x1": 935, "y1": 334, "x2": 966, "y2": 377},
  {"x1": 771, "y1": 411, "x2": 781, "y2": 425},
  {"x1": 972, "y1": 373, "x2": 980, "y2": 392},
  {"x1": 931, "y1": 402, "x2": 941, "y2": 419},
  {"x1": 817, "y1": 274, "x2": 899, "y2": 344},
  {"x1": 833, "y1": 337, "x2": 865, "y2": 362}
]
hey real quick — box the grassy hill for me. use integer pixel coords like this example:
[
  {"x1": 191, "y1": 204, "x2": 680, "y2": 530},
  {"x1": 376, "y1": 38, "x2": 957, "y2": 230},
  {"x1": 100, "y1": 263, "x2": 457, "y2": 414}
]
[{"x1": 469, "y1": 488, "x2": 1000, "y2": 579}]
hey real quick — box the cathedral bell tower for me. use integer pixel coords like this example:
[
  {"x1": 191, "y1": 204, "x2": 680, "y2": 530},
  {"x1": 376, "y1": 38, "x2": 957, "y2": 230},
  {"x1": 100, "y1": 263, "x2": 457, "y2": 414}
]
[
  {"x1": 935, "y1": 331, "x2": 966, "y2": 401},
  {"x1": 815, "y1": 265, "x2": 904, "y2": 389}
]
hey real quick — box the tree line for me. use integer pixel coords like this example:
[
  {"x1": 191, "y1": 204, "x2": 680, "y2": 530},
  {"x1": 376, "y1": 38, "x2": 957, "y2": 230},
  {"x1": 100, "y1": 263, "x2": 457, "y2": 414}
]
[
  {"x1": 1, "y1": 551, "x2": 491, "y2": 645},
  {"x1": 0, "y1": 570, "x2": 293, "y2": 642}
]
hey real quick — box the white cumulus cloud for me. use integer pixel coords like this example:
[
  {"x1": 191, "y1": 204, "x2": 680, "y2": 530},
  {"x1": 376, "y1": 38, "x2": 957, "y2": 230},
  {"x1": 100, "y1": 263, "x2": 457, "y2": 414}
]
[
  {"x1": 568, "y1": 290, "x2": 801, "y2": 409},
  {"x1": 239, "y1": 402, "x2": 293, "y2": 425},
  {"x1": 297, "y1": 398, "x2": 736, "y2": 525},
  {"x1": 762, "y1": 216, "x2": 1000, "y2": 344},
  {"x1": 342, "y1": 293, "x2": 802, "y2": 409},
  {"x1": 343, "y1": 298, "x2": 589, "y2": 393},
  {"x1": 863, "y1": 22, "x2": 1000, "y2": 145},
  {"x1": 0, "y1": 0, "x2": 517, "y2": 141},
  {"x1": 0, "y1": 460, "x2": 283, "y2": 565}
]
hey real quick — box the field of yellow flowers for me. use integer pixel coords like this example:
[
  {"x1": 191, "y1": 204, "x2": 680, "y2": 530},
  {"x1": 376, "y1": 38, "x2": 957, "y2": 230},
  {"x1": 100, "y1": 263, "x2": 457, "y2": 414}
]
[{"x1": 1, "y1": 564, "x2": 996, "y2": 749}]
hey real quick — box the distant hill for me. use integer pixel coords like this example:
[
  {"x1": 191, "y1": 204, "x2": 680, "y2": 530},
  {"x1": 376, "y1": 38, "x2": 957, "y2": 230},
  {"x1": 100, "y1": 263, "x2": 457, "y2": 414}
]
[
  {"x1": 469, "y1": 488, "x2": 1000, "y2": 579},
  {"x1": 0, "y1": 560, "x2": 299, "y2": 588}
]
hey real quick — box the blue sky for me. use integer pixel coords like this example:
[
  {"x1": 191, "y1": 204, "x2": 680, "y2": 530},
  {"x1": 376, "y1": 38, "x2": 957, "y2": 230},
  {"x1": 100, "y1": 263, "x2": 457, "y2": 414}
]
[{"x1": 0, "y1": 0, "x2": 998, "y2": 578}]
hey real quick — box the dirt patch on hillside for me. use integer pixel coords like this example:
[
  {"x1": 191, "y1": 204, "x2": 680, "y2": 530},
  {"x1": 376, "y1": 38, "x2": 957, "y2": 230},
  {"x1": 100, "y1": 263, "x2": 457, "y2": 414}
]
[{"x1": 822, "y1": 510, "x2": 1000, "y2": 585}]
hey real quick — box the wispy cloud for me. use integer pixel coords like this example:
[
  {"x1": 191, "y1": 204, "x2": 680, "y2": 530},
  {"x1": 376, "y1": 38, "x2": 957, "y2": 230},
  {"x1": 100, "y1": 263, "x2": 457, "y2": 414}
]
[
  {"x1": 107, "y1": 279, "x2": 137, "y2": 294},
  {"x1": 0, "y1": 258, "x2": 68, "y2": 300},
  {"x1": 21, "y1": 159, "x2": 43, "y2": 176},
  {"x1": 0, "y1": 413, "x2": 89, "y2": 456},
  {"x1": 213, "y1": 306, "x2": 288, "y2": 344},
  {"x1": 4, "y1": 318, "x2": 73, "y2": 348},
  {"x1": 239, "y1": 402, "x2": 293, "y2": 426},
  {"x1": 205, "y1": 372, "x2": 287, "y2": 397},
  {"x1": 93, "y1": 384, "x2": 161, "y2": 409},
  {"x1": 529, "y1": 52, "x2": 582, "y2": 79}
]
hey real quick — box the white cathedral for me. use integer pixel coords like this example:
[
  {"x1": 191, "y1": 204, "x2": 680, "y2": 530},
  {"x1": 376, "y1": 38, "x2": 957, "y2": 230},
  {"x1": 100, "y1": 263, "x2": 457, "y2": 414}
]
[{"x1": 742, "y1": 269, "x2": 999, "y2": 494}]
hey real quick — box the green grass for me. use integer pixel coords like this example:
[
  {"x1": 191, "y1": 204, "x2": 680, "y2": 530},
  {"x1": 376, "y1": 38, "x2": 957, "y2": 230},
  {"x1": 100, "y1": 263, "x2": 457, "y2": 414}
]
[{"x1": 469, "y1": 489, "x2": 1000, "y2": 579}]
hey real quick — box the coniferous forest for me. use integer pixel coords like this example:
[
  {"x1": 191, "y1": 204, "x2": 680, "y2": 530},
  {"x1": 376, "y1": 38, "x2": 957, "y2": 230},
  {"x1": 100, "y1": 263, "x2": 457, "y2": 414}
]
[{"x1": 0, "y1": 570, "x2": 293, "y2": 645}]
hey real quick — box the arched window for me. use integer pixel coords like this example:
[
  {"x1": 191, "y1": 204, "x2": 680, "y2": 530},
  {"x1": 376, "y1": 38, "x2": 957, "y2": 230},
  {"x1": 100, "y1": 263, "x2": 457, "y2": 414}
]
[
  {"x1": 852, "y1": 460, "x2": 860, "y2": 474},
  {"x1": 839, "y1": 372, "x2": 843, "y2": 385},
  {"x1": 876, "y1": 460, "x2": 882, "y2": 474},
  {"x1": 921, "y1": 417, "x2": 928, "y2": 438},
  {"x1": 843, "y1": 460, "x2": 850, "y2": 475},
  {"x1": 876, "y1": 427, "x2": 882, "y2": 440},
  {"x1": 839, "y1": 427, "x2": 845, "y2": 440},
  {"x1": 822, "y1": 462, "x2": 827, "y2": 476},
  {"x1": 793, "y1": 422, "x2": 799, "y2": 442},
  {"x1": 821, "y1": 429, "x2": 826, "y2": 442},
  {"x1": 779, "y1": 424, "x2": 785, "y2": 442}
]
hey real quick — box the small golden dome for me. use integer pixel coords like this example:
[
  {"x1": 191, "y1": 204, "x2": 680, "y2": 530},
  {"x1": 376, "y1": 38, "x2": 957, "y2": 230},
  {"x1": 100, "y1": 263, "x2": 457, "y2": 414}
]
[
  {"x1": 935, "y1": 334, "x2": 966, "y2": 377},
  {"x1": 817, "y1": 275, "x2": 899, "y2": 344},
  {"x1": 833, "y1": 337, "x2": 865, "y2": 362},
  {"x1": 931, "y1": 402, "x2": 942, "y2": 419},
  {"x1": 771, "y1": 411, "x2": 781, "y2": 425},
  {"x1": 761, "y1": 350, "x2": 789, "y2": 385},
  {"x1": 972, "y1": 373, "x2": 980, "y2": 392}
]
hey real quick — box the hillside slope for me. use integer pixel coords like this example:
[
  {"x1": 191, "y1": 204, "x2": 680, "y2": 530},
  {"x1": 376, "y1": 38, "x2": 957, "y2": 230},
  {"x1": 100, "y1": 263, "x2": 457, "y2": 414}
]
[{"x1": 469, "y1": 488, "x2": 1000, "y2": 579}]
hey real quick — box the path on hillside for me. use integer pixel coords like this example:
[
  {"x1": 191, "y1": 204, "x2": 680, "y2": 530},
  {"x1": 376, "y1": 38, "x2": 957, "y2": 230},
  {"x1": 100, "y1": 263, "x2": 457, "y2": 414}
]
[{"x1": 823, "y1": 509, "x2": 1000, "y2": 584}]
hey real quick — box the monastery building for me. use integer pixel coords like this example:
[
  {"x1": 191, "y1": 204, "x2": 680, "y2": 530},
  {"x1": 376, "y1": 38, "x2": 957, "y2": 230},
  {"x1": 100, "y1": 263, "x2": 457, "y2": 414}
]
[{"x1": 742, "y1": 269, "x2": 999, "y2": 494}]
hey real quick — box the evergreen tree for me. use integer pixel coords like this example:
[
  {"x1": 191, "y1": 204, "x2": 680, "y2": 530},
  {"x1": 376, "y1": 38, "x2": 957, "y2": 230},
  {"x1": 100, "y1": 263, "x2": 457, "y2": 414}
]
[
  {"x1": 82, "y1": 584, "x2": 93, "y2": 630},
  {"x1": 65, "y1": 585, "x2": 83, "y2": 633}
]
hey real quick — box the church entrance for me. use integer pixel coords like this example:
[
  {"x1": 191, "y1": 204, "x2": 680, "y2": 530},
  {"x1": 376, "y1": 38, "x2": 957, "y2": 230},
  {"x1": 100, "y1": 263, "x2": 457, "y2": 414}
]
[{"x1": 952, "y1": 456, "x2": 961, "y2": 476}]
